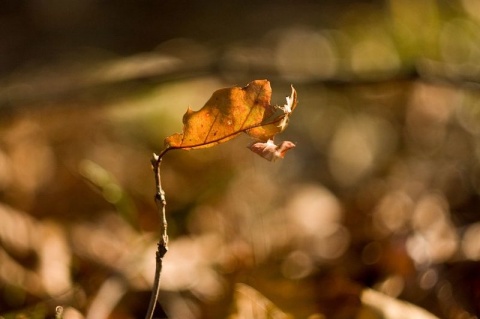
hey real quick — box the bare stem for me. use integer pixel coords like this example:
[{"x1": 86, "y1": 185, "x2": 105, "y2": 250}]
[{"x1": 145, "y1": 151, "x2": 169, "y2": 319}]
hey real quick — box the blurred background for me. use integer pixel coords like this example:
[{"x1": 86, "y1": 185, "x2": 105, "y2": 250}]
[{"x1": 1, "y1": 0, "x2": 480, "y2": 318}]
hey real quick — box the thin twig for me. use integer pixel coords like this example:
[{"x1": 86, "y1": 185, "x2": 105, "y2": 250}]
[{"x1": 145, "y1": 151, "x2": 169, "y2": 319}]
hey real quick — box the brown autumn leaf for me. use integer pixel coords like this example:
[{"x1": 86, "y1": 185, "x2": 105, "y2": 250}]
[
  {"x1": 164, "y1": 80, "x2": 297, "y2": 153},
  {"x1": 248, "y1": 140, "x2": 296, "y2": 162}
]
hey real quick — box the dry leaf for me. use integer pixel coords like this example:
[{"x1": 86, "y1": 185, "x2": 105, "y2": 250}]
[
  {"x1": 229, "y1": 283, "x2": 292, "y2": 319},
  {"x1": 248, "y1": 140, "x2": 296, "y2": 162},
  {"x1": 164, "y1": 80, "x2": 297, "y2": 154}
]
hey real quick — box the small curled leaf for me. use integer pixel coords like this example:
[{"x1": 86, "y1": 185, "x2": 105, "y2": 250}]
[{"x1": 248, "y1": 140, "x2": 296, "y2": 162}]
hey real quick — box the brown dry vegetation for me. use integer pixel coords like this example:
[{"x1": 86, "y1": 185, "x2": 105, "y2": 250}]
[{"x1": 1, "y1": 1, "x2": 480, "y2": 319}]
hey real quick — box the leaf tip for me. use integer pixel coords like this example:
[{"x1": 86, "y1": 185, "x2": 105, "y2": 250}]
[
  {"x1": 183, "y1": 106, "x2": 195, "y2": 122},
  {"x1": 284, "y1": 85, "x2": 297, "y2": 114}
]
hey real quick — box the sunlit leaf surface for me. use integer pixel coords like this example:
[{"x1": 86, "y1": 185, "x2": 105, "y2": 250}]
[{"x1": 164, "y1": 80, "x2": 297, "y2": 152}]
